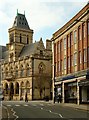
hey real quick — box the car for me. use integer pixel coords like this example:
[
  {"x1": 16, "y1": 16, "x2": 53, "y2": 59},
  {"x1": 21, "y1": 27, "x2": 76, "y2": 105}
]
[{"x1": 0, "y1": 91, "x2": 4, "y2": 101}]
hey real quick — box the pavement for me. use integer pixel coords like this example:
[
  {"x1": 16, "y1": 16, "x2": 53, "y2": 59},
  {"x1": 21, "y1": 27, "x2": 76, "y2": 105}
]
[{"x1": 48, "y1": 100, "x2": 89, "y2": 111}]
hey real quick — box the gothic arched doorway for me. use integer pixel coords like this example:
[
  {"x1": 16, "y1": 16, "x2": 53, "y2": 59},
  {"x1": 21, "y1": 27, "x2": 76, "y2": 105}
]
[
  {"x1": 15, "y1": 82, "x2": 19, "y2": 95},
  {"x1": 9, "y1": 83, "x2": 14, "y2": 100}
]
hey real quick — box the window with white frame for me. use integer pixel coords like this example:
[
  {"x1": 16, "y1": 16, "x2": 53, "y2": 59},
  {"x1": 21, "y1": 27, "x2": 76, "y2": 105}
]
[
  {"x1": 78, "y1": 26, "x2": 81, "y2": 40},
  {"x1": 74, "y1": 30, "x2": 77, "y2": 44},
  {"x1": 56, "y1": 43, "x2": 57, "y2": 55},
  {"x1": 70, "y1": 32, "x2": 73, "y2": 45},
  {"x1": 83, "y1": 23, "x2": 85, "y2": 38},
  {"x1": 68, "y1": 35, "x2": 70, "y2": 47},
  {"x1": 79, "y1": 51, "x2": 82, "y2": 64},
  {"x1": 68, "y1": 57, "x2": 70, "y2": 68},
  {"x1": 59, "y1": 42, "x2": 60, "y2": 53},
  {"x1": 64, "y1": 58, "x2": 66, "y2": 70},
  {"x1": 64, "y1": 37, "x2": 66, "y2": 50},
  {"x1": 74, "y1": 52, "x2": 77, "y2": 65},
  {"x1": 58, "y1": 61, "x2": 60, "y2": 72}
]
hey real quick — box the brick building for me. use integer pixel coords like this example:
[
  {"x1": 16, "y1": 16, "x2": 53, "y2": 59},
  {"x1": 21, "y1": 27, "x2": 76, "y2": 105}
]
[
  {"x1": 1, "y1": 12, "x2": 52, "y2": 101},
  {"x1": 52, "y1": 3, "x2": 89, "y2": 104}
]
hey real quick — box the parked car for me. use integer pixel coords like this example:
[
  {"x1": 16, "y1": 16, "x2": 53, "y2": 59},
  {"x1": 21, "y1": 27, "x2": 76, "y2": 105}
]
[{"x1": 0, "y1": 91, "x2": 4, "y2": 101}]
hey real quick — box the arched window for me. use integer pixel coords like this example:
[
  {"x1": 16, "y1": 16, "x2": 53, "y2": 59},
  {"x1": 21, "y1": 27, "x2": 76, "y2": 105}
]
[
  {"x1": 15, "y1": 82, "x2": 19, "y2": 94},
  {"x1": 38, "y1": 62, "x2": 45, "y2": 74},
  {"x1": 27, "y1": 68, "x2": 30, "y2": 76},
  {"x1": 5, "y1": 83, "x2": 8, "y2": 94}
]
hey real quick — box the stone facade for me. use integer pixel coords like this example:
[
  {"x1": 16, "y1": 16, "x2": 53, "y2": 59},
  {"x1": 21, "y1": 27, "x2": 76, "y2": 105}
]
[{"x1": 1, "y1": 12, "x2": 52, "y2": 101}]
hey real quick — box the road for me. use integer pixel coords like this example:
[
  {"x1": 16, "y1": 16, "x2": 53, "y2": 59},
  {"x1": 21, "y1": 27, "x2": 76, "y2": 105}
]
[{"x1": 2, "y1": 101, "x2": 89, "y2": 119}]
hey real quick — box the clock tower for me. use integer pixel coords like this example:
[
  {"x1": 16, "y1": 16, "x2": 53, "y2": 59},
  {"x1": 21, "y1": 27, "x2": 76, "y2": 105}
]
[{"x1": 7, "y1": 11, "x2": 33, "y2": 62}]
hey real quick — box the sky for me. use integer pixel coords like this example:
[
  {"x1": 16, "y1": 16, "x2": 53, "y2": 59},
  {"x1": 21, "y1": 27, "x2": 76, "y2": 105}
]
[{"x1": 0, "y1": 0, "x2": 88, "y2": 46}]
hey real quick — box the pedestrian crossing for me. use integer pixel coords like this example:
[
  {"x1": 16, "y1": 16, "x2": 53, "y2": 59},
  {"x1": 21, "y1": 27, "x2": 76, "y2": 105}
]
[
  {"x1": 6, "y1": 104, "x2": 29, "y2": 107},
  {"x1": 6, "y1": 103, "x2": 45, "y2": 107}
]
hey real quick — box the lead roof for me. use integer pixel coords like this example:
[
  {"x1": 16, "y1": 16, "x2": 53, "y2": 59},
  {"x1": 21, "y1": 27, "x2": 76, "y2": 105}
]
[{"x1": 13, "y1": 13, "x2": 30, "y2": 30}]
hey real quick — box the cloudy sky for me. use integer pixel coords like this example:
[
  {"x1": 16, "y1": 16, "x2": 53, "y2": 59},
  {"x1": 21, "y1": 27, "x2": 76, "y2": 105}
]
[{"x1": 0, "y1": 0, "x2": 88, "y2": 46}]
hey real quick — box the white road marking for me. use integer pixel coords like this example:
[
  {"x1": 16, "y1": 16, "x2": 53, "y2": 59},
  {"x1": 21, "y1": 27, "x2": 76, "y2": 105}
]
[
  {"x1": 48, "y1": 110, "x2": 63, "y2": 118},
  {"x1": 40, "y1": 104, "x2": 44, "y2": 106},
  {"x1": 24, "y1": 104, "x2": 28, "y2": 106},
  {"x1": 7, "y1": 105, "x2": 11, "y2": 106},
  {"x1": 15, "y1": 105, "x2": 20, "y2": 106},
  {"x1": 11, "y1": 108, "x2": 18, "y2": 120},
  {"x1": 59, "y1": 114, "x2": 63, "y2": 118}
]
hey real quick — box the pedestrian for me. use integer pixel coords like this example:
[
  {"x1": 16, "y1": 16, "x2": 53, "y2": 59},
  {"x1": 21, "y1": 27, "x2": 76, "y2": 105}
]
[
  {"x1": 57, "y1": 94, "x2": 61, "y2": 103},
  {"x1": 25, "y1": 92, "x2": 28, "y2": 102}
]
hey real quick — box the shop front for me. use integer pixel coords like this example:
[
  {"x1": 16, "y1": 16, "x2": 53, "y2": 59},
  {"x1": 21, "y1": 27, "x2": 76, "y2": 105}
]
[
  {"x1": 64, "y1": 82, "x2": 77, "y2": 103},
  {"x1": 78, "y1": 79, "x2": 89, "y2": 104}
]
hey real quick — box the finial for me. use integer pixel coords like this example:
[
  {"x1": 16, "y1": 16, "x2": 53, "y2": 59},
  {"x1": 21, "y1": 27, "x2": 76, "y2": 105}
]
[
  {"x1": 40, "y1": 37, "x2": 42, "y2": 41},
  {"x1": 24, "y1": 11, "x2": 25, "y2": 16},
  {"x1": 17, "y1": 9, "x2": 18, "y2": 16}
]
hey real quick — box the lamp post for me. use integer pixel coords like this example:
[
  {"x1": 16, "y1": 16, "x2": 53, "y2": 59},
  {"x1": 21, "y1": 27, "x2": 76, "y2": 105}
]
[{"x1": 52, "y1": 40, "x2": 56, "y2": 103}]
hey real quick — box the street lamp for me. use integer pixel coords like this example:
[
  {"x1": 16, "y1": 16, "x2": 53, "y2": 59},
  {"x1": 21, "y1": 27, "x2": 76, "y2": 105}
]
[
  {"x1": 52, "y1": 64, "x2": 56, "y2": 103},
  {"x1": 52, "y1": 39, "x2": 56, "y2": 104}
]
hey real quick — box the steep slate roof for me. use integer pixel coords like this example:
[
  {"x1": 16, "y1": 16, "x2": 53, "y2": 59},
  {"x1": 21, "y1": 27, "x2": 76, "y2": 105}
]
[
  {"x1": 2, "y1": 51, "x2": 9, "y2": 61},
  {"x1": 19, "y1": 42, "x2": 39, "y2": 57},
  {"x1": 13, "y1": 13, "x2": 30, "y2": 30},
  {"x1": 0, "y1": 46, "x2": 8, "y2": 60}
]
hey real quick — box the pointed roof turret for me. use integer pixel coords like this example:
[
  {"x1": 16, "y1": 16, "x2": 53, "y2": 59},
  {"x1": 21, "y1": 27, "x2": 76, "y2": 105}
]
[{"x1": 13, "y1": 12, "x2": 30, "y2": 30}]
